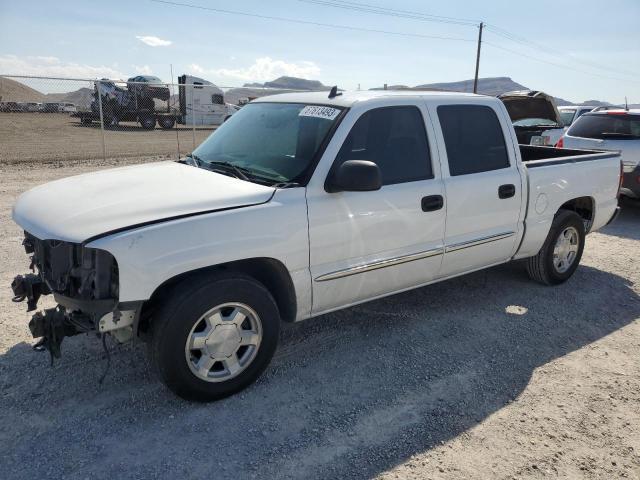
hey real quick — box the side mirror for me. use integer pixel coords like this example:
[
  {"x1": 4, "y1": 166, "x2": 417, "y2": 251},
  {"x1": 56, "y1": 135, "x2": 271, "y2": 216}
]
[{"x1": 327, "y1": 160, "x2": 382, "y2": 193}]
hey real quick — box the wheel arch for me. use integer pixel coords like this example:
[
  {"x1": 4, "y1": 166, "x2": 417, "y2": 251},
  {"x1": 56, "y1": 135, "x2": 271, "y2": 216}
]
[
  {"x1": 138, "y1": 257, "x2": 297, "y2": 336},
  {"x1": 557, "y1": 196, "x2": 595, "y2": 232}
]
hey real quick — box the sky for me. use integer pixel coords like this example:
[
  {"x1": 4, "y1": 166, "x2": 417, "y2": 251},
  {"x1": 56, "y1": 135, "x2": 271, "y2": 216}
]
[{"x1": 0, "y1": 0, "x2": 639, "y2": 103}]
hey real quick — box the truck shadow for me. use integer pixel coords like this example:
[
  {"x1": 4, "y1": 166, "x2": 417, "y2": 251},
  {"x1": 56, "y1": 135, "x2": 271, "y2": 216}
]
[
  {"x1": 1, "y1": 263, "x2": 638, "y2": 479},
  {"x1": 599, "y1": 199, "x2": 640, "y2": 241}
]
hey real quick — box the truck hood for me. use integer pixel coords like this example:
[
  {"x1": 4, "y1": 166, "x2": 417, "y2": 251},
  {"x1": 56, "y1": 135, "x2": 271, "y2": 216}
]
[
  {"x1": 498, "y1": 90, "x2": 562, "y2": 125},
  {"x1": 13, "y1": 161, "x2": 275, "y2": 243}
]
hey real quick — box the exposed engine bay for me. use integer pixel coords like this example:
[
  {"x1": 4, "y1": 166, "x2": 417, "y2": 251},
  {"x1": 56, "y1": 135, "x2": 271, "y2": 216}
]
[{"x1": 11, "y1": 232, "x2": 135, "y2": 361}]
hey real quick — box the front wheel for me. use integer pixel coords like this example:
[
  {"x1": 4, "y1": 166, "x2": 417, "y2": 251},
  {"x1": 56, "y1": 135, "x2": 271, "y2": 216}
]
[
  {"x1": 526, "y1": 210, "x2": 586, "y2": 285},
  {"x1": 148, "y1": 272, "x2": 280, "y2": 401}
]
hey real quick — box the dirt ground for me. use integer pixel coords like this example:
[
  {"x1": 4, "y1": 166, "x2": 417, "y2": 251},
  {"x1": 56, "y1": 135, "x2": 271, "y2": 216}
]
[
  {"x1": 0, "y1": 159, "x2": 639, "y2": 480},
  {"x1": 0, "y1": 112, "x2": 214, "y2": 163}
]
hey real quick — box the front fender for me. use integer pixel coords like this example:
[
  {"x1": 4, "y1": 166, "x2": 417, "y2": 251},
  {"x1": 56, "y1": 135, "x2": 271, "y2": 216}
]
[{"x1": 87, "y1": 189, "x2": 310, "y2": 315}]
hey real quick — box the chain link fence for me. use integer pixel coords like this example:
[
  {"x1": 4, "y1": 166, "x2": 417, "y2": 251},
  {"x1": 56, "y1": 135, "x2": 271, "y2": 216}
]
[{"x1": 0, "y1": 75, "x2": 318, "y2": 164}]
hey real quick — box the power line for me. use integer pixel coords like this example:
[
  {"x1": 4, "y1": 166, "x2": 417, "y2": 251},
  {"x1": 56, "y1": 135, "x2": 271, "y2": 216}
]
[
  {"x1": 149, "y1": 0, "x2": 475, "y2": 42},
  {"x1": 150, "y1": 0, "x2": 638, "y2": 86},
  {"x1": 484, "y1": 24, "x2": 638, "y2": 78},
  {"x1": 299, "y1": 0, "x2": 638, "y2": 80},
  {"x1": 483, "y1": 41, "x2": 640, "y2": 84},
  {"x1": 297, "y1": 0, "x2": 479, "y2": 26}
]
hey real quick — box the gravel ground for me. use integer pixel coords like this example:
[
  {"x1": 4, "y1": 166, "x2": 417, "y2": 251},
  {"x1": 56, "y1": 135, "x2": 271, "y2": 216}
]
[
  {"x1": 0, "y1": 112, "x2": 213, "y2": 163},
  {"x1": 0, "y1": 159, "x2": 639, "y2": 480}
]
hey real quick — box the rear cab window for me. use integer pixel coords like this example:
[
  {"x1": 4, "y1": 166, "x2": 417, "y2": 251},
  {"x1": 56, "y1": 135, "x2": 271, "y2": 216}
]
[
  {"x1": 437, "y1": 104, "x2": 510, "y2": 176},
  {"x1": 567, "y1": 113, "x2": 640, "y2": 140}
]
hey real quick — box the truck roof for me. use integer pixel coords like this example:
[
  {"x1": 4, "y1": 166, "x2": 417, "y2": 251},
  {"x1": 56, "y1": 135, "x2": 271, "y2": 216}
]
[{"x1": 255, "y1": 89, "x2": 483, "y2": 107}]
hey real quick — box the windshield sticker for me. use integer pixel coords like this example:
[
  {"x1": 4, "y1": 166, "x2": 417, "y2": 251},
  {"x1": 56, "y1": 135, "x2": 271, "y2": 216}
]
[{"x1": 299, "y1": 105, "x2": 341, "y2": 120}]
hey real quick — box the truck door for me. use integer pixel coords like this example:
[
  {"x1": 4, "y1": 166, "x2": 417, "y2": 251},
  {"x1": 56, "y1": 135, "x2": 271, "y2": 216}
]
[
  {"x1": 306, "y1": 102, "x2": 446, "y2": 315},
  {"x1": 431, "y1": 102, "x2": 523, "y2": 277}
]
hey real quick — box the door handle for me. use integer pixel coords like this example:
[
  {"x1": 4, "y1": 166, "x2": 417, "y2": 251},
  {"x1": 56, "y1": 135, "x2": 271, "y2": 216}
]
[
  {"x1": 498, "y1": 184, "x2": 516, "y2": 199},
  {"x1": 421, "y1": 195, "x2": 444, "y2": 212}
]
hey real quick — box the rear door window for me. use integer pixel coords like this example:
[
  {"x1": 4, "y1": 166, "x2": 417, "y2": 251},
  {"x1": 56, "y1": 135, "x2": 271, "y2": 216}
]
[
  {"x1": 437, "y1": 105, "x2": 510, "y2": 176},
  {"x1": 335, "y1": 106, "x2": 433, "y2": 185},
  {"x1": 568, "y1": 114, "x2": 640, "y2": 140}
]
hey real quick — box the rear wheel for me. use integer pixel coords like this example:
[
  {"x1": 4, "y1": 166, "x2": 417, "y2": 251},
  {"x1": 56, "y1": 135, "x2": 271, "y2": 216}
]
[
  {"x1": 158, "y1": 116, "x2": 175, "y2": 129},
  {"x1": 148, "y1": 272, "x2": 280, "y2": 401},
  {"x1": 526, "y1": 210, "x2": 585, "y2": 285},
  {"x1": 138, "y1": 112, "x2": 156, "y2": 130}
]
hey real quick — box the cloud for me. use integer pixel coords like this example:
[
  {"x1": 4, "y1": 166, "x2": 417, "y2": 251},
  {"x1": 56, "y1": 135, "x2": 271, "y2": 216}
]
[
  {"x1": 188, "y1": 57, "x2": 321, "y2": 84},
  {"x1": 0, "y1": 54, "x2": 126, "y2": 80},
  {"x1": 133, "y1": 64, "x2": 153, "y2": 75},
  {"x1": 136, "y1": 35, "x2": 172, "y2": 47}
]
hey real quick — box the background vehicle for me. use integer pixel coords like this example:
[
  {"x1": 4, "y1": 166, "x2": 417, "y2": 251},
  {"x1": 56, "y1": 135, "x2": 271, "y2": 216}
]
[
  {"x1": 561, "y1": 109, "x2": 640, "y2": 199},
  {"x1": 59, "y1": 102, "x2": 77, "y2": 113},
  {"x1": 25, "y1": 102, "x2": 42, "y2": 112},
  {"x1": 558, "y1": 105, "x2": 596, "y2": 126},
  {"x1": 0, "y1": 101, "x2": 20, "y2": 112},
  {"x1": 177, "y1": 74, "x2": 239, "y2": 125},
  {"x1": 498, "y1": 90, "x2": 564, "y2": 146},
  {"x1": 74, "y1": 75, "x2": 238, "y2": 129},
  {"x1": 41, "y1": 102, "x2": 77, "y2": 113},
  {"x1": 43, "y1": 102, "x2": 61, "y2": 113},
  {"x1": 11, "y1": 91, "x2": 621, "y2": 401},
  {"x1": 126, "y1": 75, "x2": 170, "y2": 103},
  {"x1": 536, "y1": 105, "x2": 598, "y2": 146}
]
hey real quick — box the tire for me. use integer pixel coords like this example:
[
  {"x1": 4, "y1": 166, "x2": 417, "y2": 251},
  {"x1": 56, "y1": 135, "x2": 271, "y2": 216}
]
[
  {"x1": 158, "y1": 116, "x2": 175, "y2": 129},
  {"x1": 148, "y1": 272, "x2": 280, "y2": 401},
  {"x1": 102, "y1": 102, "x2": 117, "y2": 128},
  {"x1": 138, "y1": 112, "x2": 156, "y2": 130},
  {"x1": 80, "y1": 117, "x2": 92, "y2": 125},
  {"x1": 526, "y1": 210, "x2": 586, "y2": 285}
]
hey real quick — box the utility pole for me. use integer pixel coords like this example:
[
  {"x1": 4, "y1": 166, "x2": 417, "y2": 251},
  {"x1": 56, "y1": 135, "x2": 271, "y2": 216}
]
[{"x1": 473, "y1": 22, "x2": 484, "y2": 94}]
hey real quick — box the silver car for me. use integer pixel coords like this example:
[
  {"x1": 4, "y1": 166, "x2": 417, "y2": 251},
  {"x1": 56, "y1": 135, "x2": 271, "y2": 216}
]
[{"x1": 561, "y1": 109, "x2": 640, "y2": 199}]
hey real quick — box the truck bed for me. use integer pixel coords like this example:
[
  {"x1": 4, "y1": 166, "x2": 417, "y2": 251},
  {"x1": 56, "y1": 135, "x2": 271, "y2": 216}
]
[
  {"x1": 514, "y1": 144, "x2": 621, "y2": 261},
  {"x1": 520, "y1": 145, "x2": 619, "y2": 167}
]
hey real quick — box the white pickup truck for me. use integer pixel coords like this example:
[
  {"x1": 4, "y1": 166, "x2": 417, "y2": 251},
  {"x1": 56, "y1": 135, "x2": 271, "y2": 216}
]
[{"x1": 11, "y1": 90, "x2": 622, "y2": 401}]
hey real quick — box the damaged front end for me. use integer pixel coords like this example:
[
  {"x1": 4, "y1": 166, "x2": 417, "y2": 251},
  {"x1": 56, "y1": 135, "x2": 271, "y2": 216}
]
[{"x1": 11, "y1": 232, "x2": 137, "y2": 361}]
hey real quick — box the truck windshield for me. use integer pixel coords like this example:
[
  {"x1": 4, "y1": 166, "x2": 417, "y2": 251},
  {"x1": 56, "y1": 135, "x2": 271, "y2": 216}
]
[{"x1": 192, "y1": 102, "x2": 343, "y2": 184}]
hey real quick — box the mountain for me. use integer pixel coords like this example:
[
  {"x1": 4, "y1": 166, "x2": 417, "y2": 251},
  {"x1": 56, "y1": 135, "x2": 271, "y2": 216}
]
[
  {"x1": 0, "y1": 77, "x2": 94, "y2": 107},
  {"x1": 224, "y1": 87, "x2": 297, "y2": 105},
  {"x1": 370, "y1": 77, "x2": 573, "y2": 105},
  {"x1": 0, "y1": 77, "x2": 46, "y2": 102},
  {"x1": 578, "y1": 99, "x2": 612, "y2": 107},
  {"x1": 45, "y1": 87, "x2": 94, "y2": 108},
  {"x1": 244, "y1": 76, "x2": 329, "y2": 91},
  {"x1": 228, "y1": 76, "x2": 330, "y2": 105},
  {"x1": 416, "y1": 76, "x2": 528, "y2": 96}
]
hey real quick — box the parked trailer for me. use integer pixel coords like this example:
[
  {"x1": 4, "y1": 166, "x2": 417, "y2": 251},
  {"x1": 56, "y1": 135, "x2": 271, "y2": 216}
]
[
  {"x1": 73, "y1": 75, "x2": 237, "y2": 130},
  {"x1": 73, "y1": 77, "x2": 177, "y2": 130}
]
